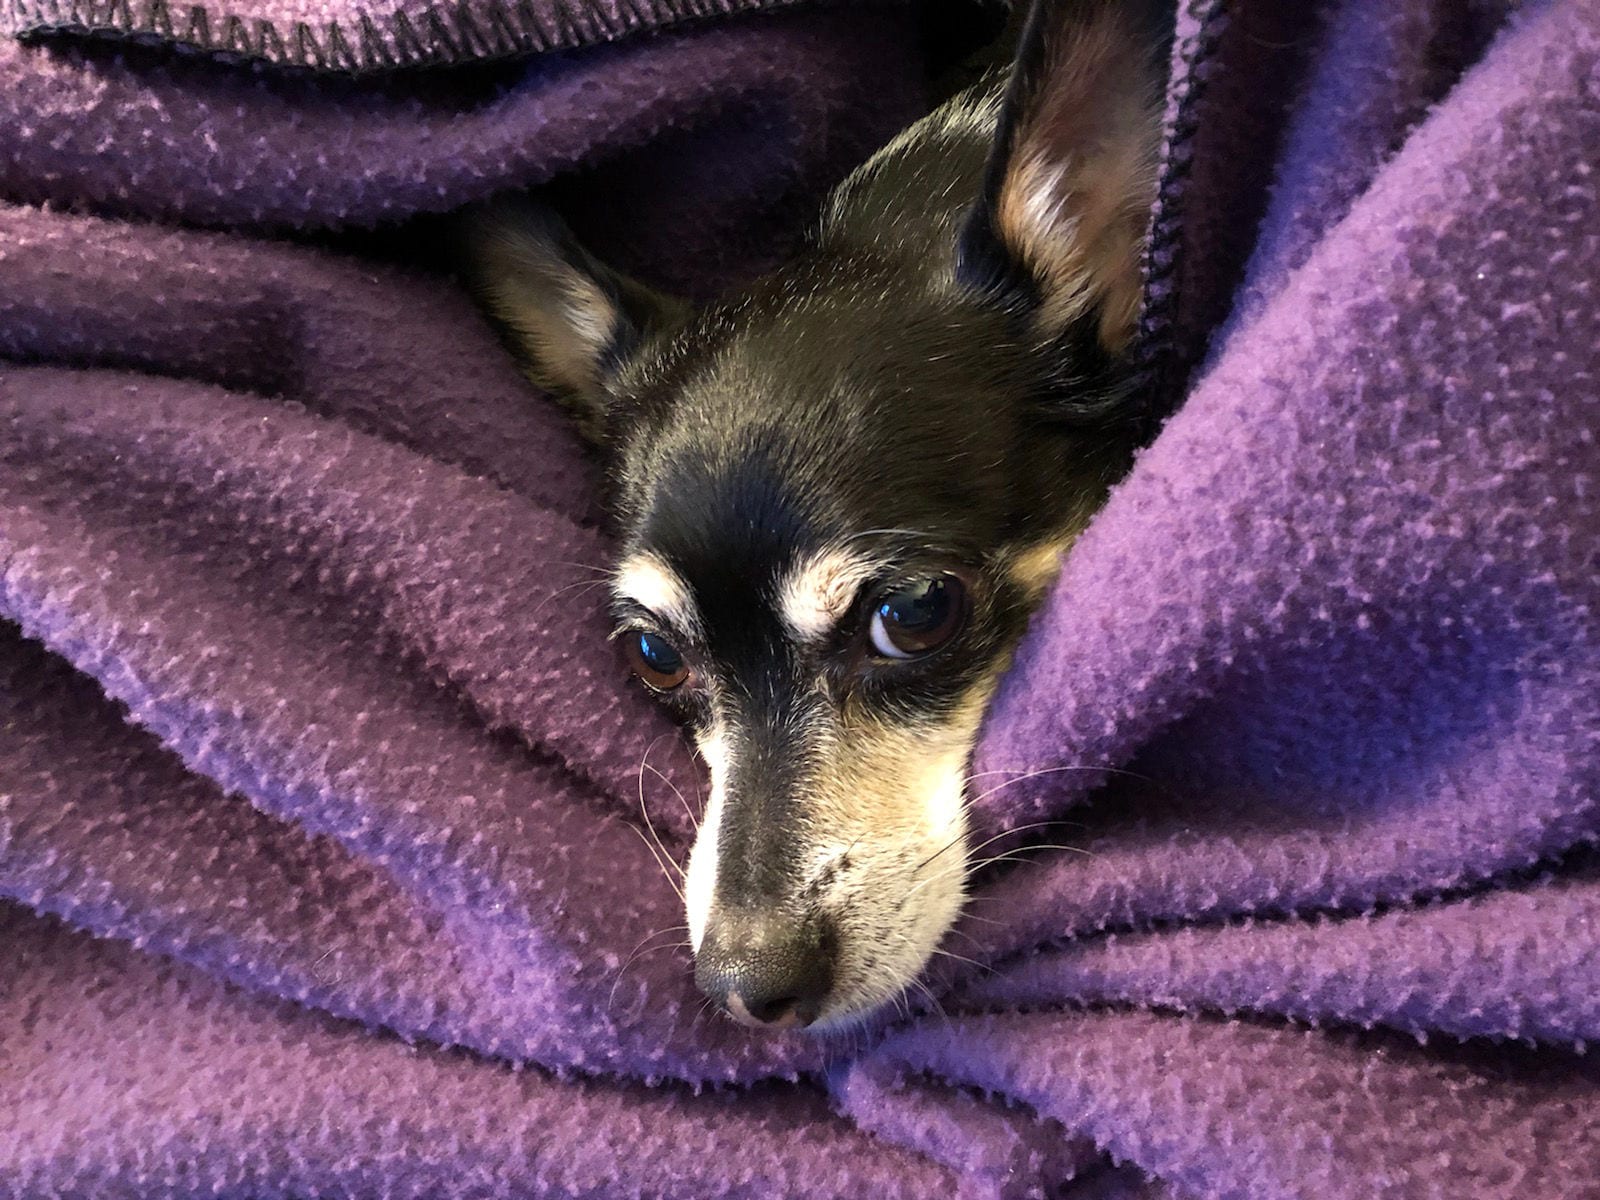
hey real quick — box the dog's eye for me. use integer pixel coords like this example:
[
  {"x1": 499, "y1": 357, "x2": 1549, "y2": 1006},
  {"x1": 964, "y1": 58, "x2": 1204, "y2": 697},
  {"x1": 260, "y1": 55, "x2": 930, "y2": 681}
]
[
  {"x1": 624, "y1": 631, "x2": 689, "y2": 691},
  {"x1": 868, "y1": 575, "x2": 968, "y2": 659}
]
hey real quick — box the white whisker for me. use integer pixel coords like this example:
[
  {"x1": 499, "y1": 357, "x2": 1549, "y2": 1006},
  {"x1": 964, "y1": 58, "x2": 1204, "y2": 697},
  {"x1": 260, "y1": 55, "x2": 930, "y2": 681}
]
[
  {"x1": 632, "y1": 735, "x2": 687, "y2": 903},
  {"x1": 643, "y1": 760, "x2": 699, "y2": 834},
  {"x1": 606, "y1": 925, "x2": 691, "y2": 1014},
  {"x1": 527, "y1": 577, "x2": 611, "y2": 623},
  {"x1": 931, "y1": 947, "x2": 992, "y2": 974}
]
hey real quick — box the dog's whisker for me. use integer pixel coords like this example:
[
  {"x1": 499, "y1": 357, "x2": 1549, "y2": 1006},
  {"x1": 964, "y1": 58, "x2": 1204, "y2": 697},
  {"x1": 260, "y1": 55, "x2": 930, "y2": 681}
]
[
  {"x1": 945, "y1": 926, "x2": 990, "y2": 953},
  {"x1": 526, "y1": 577, "x2": 611, "y2": 623},
  {"x1": 543, "y1": 561, "x2": 617, "y2": 580},
  {"x1": 687, "y1": 994, "x2": 720, "y2": 1034},
  {"x1": 968, "y1": 762, "x2": 1154, "y2": 785},
  {"x1": 968, "y1": 843, "x2": 1093, "y2": 872},
  {"x1": 916, "y1": 832, "x2": 966, "y2": 874},
  {"x1": 904, "y1": 866, "x2": 961, "y2": 900},
  {"x1": 956, "y1": 910, "x2": 1003, "y2": 928},
  {"x1": 916, "y1": 818, "x2": 1056, "y2": 875},
  {"x1": 616, "y1": 922, "x2": 690, "y2": 969},
  {"x1": 910, "y1": 833, "x2": 1091, "y2": 904},
  {"x1": 643, "y1": 761, "x2": 699, "y2": 833},
  {"x1": 606, "y1": 925, "x2": 692, "y2": 1014},
  {"x1": 964, "y1": 765, "x2": 1125, "y2": 809},
  {"x1": 919, "y1": 837, "x2": 1092, "y2": 897},
  {"x1": 625, "y1": 824, "x2": 686, "y2": 904},
  {"x1": 840, "y1": 526, "x2": 940, "y2": 546},
  {"x1": 636, "y1": 735, "x2": 687, "y2": 879},
  {"x1": 931, "y1": 947, "x2": 992, "y2": 975},
  {"x1": 967, "y1": 766, "x2": 1096, "y2": 781},
  {"x1": 909, "y1": 976, "x2": 951, "y2": 1025}
]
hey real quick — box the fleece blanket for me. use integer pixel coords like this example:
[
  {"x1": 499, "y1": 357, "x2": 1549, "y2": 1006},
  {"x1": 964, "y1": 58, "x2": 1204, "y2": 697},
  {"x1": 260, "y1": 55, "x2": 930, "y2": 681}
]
[{"x1": 1, "y1": 0, "x2": 1597, "y2": 1195}]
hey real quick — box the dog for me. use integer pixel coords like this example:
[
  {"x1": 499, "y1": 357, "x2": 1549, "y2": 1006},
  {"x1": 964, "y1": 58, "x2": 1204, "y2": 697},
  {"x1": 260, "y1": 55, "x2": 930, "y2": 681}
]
[{"x1": 464, "y1": 0, "x2": 1164, "y2": 1031}]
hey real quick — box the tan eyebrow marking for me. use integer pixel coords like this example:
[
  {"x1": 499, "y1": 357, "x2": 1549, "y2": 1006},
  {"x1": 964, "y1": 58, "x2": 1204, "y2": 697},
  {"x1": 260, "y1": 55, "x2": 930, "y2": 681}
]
[
  {"x1": 778, "y1": 547, "x2": 878, "y2": 642},
  {"x1": 612, "y1": 552, "x2": 699, "y2": 634},
  {"x1": 1007, "y1": 537, "x2": 1073, "y2": 599}
]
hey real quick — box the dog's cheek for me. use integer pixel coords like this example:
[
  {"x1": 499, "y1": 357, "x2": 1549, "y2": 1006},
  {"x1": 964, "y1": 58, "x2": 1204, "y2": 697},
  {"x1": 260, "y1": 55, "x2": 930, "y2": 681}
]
[
  {"x1": 899, "y1": 747, "x2": 971, "y2": 959},
  {"x1": 917, "y1": 745, "x2": 969, "y2": 857},
  {"x1": 854, "y1": 745, "x2": 968, "y2": 932},
  {"x1": 809, "y1": 735, "x2": 973, "y2": 1015}
]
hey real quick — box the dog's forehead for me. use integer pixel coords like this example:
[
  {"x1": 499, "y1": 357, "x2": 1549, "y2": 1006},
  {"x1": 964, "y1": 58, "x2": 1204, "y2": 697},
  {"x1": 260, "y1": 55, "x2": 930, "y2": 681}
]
[
  {"x1": 612, "y1": 543, "x2": 878, "y2": 644},
  {"x1": 609, "y1": 439, "x2": 904, "y2": 654},
  {"x1": 614, "y1": 444, "x2": 811, "y2": 641}
]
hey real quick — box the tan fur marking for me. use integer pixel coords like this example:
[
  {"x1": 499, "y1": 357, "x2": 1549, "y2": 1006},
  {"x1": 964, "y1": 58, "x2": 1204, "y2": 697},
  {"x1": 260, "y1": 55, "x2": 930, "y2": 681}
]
[
  {"x1": 612, "y1": 553, "x2": 697, "y2": 633},
  {"x1": 1007, "y1": 538, "x2": 1073, "y2": 599},
  {"x1": 779, "y1": 548, "x2": 877, "y2": 641}
]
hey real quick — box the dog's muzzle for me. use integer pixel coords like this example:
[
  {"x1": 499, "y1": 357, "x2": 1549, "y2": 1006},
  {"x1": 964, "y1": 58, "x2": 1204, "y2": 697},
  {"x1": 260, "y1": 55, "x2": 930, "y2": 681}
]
[{"x1": 693, "y1": 907, "x2": 837, "y2": 1029}]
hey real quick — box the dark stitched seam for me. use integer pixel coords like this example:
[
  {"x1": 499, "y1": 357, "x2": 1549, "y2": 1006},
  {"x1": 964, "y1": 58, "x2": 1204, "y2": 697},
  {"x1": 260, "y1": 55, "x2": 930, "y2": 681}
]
[
  {"x1": 1131, "y1": 0, "x2": 1228, "y2": 430},
  {"x1": 10, "y1": 0, "x2": 894, "y2": 75}
]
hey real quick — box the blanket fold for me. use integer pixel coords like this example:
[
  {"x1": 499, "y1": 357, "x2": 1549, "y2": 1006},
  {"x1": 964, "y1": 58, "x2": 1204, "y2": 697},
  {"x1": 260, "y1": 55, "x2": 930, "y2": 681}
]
[
  {"x1": 2, "y1": 0, "x2": 1597, "y2": 1196},
  {"x1": 4, "y1": 0, "x2": 857, "y2": 71}
]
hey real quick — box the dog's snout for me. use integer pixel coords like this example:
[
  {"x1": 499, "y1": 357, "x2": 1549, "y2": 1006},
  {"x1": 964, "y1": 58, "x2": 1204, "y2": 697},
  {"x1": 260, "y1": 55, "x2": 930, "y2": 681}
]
[{"x1": 695, "y1": 909, "x2": 836, "y2": 1029}]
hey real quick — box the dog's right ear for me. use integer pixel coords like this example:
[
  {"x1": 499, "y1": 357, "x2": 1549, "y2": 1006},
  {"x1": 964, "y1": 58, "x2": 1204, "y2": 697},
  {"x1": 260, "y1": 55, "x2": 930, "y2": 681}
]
[
  {"x1": 462, "y1": 199, "x2": 686, "y2": 443},
  {"x1": 957, "y1": 0, "x2": 1163, "y2": 355}
]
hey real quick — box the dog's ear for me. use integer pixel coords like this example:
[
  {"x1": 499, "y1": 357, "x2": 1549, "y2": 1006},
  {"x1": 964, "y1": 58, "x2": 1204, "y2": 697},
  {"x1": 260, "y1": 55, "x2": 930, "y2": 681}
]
[
  {"x1": 958, "y1": 0, "x2": 1162, "y2": 354},
  {"x1": 462, "y1": 199, "x2": 686, "y2": 443}
]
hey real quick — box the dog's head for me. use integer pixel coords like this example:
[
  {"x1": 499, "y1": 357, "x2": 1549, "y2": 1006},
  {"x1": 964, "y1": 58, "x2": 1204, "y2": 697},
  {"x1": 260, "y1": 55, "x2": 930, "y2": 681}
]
[{"x1": 467, "y1": 0, "x2": 1161, "y2": 1030}]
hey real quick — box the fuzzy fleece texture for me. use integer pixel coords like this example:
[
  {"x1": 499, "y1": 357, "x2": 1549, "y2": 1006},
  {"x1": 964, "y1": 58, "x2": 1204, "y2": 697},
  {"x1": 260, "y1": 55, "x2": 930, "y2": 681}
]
[{"x1": 2, "y1": 0, "x2": 1598, "y2": 1197}]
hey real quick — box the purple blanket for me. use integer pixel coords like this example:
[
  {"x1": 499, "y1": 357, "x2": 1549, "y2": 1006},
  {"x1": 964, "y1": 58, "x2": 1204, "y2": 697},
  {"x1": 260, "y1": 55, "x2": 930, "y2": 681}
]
[{"x1": 2, "y1": 0, "x2": 1597, "y2": 1195}]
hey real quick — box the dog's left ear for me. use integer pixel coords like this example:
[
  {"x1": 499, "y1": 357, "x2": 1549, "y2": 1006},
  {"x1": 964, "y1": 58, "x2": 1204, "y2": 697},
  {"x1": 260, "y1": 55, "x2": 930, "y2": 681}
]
[
  {"x1": 958, "y1": 0, "x2": 1163, "y2": 354},
  {"x1": 461, "y1": 198, "x2": 686, "y2": 444}
]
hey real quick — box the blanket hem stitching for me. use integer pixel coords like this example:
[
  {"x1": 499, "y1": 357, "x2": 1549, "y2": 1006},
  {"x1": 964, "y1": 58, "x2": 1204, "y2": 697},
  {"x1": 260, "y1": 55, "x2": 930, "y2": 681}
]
[{"x1": 4, "y1": 0, "x2": 882, "y2": 74}]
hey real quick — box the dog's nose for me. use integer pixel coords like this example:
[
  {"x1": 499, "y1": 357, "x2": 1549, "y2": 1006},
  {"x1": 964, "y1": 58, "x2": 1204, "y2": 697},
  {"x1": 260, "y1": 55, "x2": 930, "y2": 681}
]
[{"x1": 694, "y1": 909, "x2": 835, "y2": 1029}]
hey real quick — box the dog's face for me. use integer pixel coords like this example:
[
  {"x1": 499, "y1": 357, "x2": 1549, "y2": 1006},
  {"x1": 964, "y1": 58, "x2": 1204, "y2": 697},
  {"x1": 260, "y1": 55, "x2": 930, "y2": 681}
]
[
  {"x1": 605, "y1": 256, "x2": 1135, "y2": 1026},
  {"x1": 467, "y1": 1, "x2": 1160, "y2": 1030}
]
